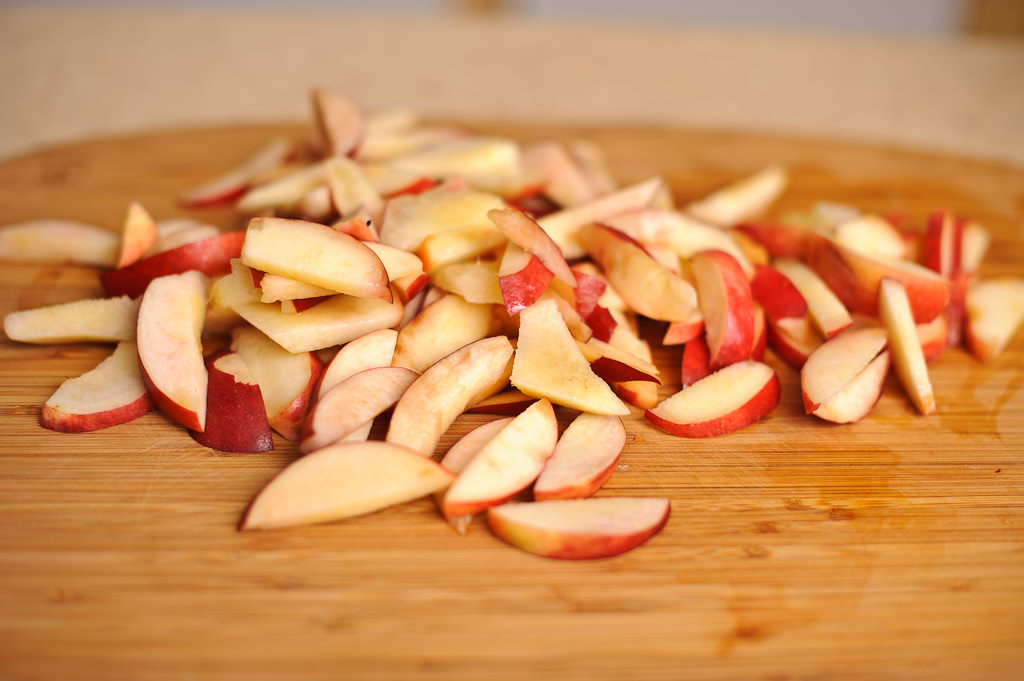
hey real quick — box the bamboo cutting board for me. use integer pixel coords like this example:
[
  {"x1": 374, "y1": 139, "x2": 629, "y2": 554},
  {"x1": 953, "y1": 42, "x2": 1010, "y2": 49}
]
[{"x1": 0, "y1": 123, "x2": 1022, "y2": 681}]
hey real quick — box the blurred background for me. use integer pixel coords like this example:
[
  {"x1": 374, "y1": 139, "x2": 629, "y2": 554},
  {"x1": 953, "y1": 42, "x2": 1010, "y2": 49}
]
[
  {"x1": 8, "y1": 0, "x2": 1024, "y2": 36},
  {"x1": 1, "y1": 0, "x2": 1022, "y2": 163}
]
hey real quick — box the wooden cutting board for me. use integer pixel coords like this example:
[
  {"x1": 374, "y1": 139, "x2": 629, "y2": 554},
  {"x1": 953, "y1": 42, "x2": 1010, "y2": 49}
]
[{"x1": 0, "y1": 123, "x2": 1022, "y2": 681}]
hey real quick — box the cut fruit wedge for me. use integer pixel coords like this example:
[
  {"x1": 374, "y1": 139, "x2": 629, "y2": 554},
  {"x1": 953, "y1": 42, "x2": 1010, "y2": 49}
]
[
  {"x1": 40, "y1": 341, "x2": 154, "y2": 433},
  {"x1": 879, "y1": 278, "x2": 935, "y2": 415},
  {"x1": 300, "y1": 367, "x2": 418, "y2": 453},
  {"x1": 800, "y1": 326, "x2": 888, "y2": 415},
  {"x1": 4, "y1": 295, "x2": 139, "y2": 344},
  {"x1": 0, "y1": 219, "x2": 118, "y2": 267},
  {"x1": 136, "y1": 271, "x2": 209, "y2": 432},
  {"x1": 686, "y1": 165, "x2": 787, "y2": 227},
  {"x1": 645, "y1": 360, "x2": 780, "y2": 437},
  {"x1": 964, "y1": 277, "x2": 1024, "y2": 362},
  {"x1": 487, "y1": 497, "x2": 670, "y2": 560},
  {"x1": 533, "y1": 413, "x2": 625, "y2": 501},
  {"x1": 317, "y1": 328, "x2": 398, "y2": 399},
  {"x1": 510, "y1": 298, "x2": 629, "y2": 416},
  {"x1": 441, "y1": 398, "x2": 558, "y2": 522},
  {"x1": 387, "y1": 335, "x2": 515, "y2": 457},
  {"x1": 241, "y1": 441, "x2": 454, "y2": 531}
]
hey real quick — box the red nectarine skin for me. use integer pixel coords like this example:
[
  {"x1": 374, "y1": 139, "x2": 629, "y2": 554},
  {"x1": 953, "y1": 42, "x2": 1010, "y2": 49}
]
[
  {"x1": 733, "y1": 222, "x2": 809, "y2": 258},
  {"x1": 694, "y1": 250, "x2": 755, "y2": 371},
  {"x1": 681, "y1": 336, "x2": 711, "y2": 388},
  {"x1": 751, "y1": 264, "x2": 808, "y2": 322},
  {"x1": 499, "y1": 254, "x2": 554, "y2": 315},
  {"x1": 191, "y1": 352, "x2": 274, "y2": 453},
  {"x1": 572, "y1": 270, "x2": 617, "y2": 342},
  {"x1": 101, "y1": 231, "x2": 245, "y2": 298},
  {"x1": 644, "y1": 371, "x2": 781, "y2": 438},
  {"x1": 589, "y1": 357, "x2": 660, "y2": 385}
]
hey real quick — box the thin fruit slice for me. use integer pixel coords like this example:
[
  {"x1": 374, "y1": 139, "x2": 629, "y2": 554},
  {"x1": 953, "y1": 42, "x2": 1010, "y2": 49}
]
[
  {"x1": 879, "y1": 278, "x2": 935, "y2": 415},
  {"x1": 392, "y1": 294, "x2": 494, "y2": 373},
  {"x1": 101, "y1": 231, "x2": 245, "y2": 298},
  {"x1": 773, "y1": 257, "x2": 852, "y2": 339},
  {"x1": 440, "y1": 417, "x2": 516, "y2": 474},
  {"x1": 40, "y1": 341, "x2": 154, "y2": 433},
  {"x1": 300, "y1": 367, "x2": 418, "y2": 453},
  {"x1": 241, "y1": 441, "x2": 454, "y2": 531},
  {"x1": 487, "y1": 497, "x2": 670, "y2": 560},
  {"x1": 115, "y1": 202, "x2": 159, "y2": 268},
  {"x1": 387, "y1": 335, "x2": 515, "y2": 457},
  {"x1": 533, "y1": 413, "x2": 625, "y2": 501},
  {"x1": 811, "y1": 350, "x2": 890, "y2": 424},
  {"x1": 800, "y1": 326, "x2": 888, "y2": 413},
  {"x1": 488, "y1": 207, "x2": 575, "y2": 288},
  {"x1": 691, "y1": 250, "x2": 755, "y2": 370},
  {"x1": 318, "y1": 328, "x2": 399, "y2": 399},
  {"x1": 645, "y1": 360, "x2": 780, "y2": 438},
  {"x1": 241, "y1": 217, "x2": 391, "y2": 301},
  {"x1": 179, "y1": 137, "x2": 293, "y2": 207},
  {"x1": 0, "y1": 219, "x2": 118, "y2": 267},
  {"x1": 136, "y1": 271, "x2": 208, "y2": 432},
  {"x1": 4, "y1": 295, "x2": 139, "y2": 344},
  {"x1": 686, "y1": 165, "x2": 787, "y2": 227},
  {"x1": 441, "y1": 399, "x2": 558, "y2": 522}
]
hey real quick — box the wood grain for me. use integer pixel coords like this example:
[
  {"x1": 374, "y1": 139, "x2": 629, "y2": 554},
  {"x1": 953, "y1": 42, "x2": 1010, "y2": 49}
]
[{"x1": 0, "y1": 124, "x2": 1022, "y2": 681}]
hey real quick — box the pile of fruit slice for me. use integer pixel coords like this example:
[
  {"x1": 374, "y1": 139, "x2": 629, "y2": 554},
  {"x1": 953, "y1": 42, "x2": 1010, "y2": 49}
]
[{"x1": 3, "y1": 89, "x2": 1023, "y2": 560}]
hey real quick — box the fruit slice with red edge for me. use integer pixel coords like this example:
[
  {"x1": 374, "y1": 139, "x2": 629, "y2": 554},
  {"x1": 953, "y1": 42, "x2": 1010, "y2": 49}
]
[
  {"x1": 136, "y1": 271, "x2": 208, "y2": 432},
  {"x1": 681, "y1": 335, "x2": 712, "y2": 388},
  {"x1": 579, "y1": 223, "x2": 697, "y2": 323},
  {"x1": 191, "y1": 351, "x2": 274, "y2": 453},
  {"x1": 101, "y1": 231, "x2": 245, "y2": 298},
  {"x1": 179, "y1": 137, "x2": 293, "y2": 207},
  {"x1": 810, "y1": 350, "x2": 890, "y2": 424},
  {"x1": 230, "y1": 326, "x2": 322, "y2": 441},
  {"x1": 241, "y1": 441, "x2": 454, "y2": 531},
  {"x1": 499, "y1": 243, "x2": 553, "y2": 316},
  {"x1": 800, "y1": 326, "x2": 888, "y2": 414},
  {"x1": 773, "y1": 256, "x2": 852, "y2": 339},
  {"x1": 387, "y1": 335, "x2": 515, "y2": 457},
  {"x1": 534, "y1": 413, "x2": 625, "y2": 501},
  {"x1": 487, "y1": 497, "x2": 670, "y2": 560},
  {"x1": 488, "y1": 207, "x2": 575, "y2": 289},
  {"x1": 440, "y1": 417, "x2": 516, "y2": 474},
  {"x1": 40, "y1": 341, "x2": 154, "y2": 433},
  {"x1": 301, "y1": 367, "x2": 418, "y2": 453},
  {"x1": 691, "y1": 250, "x2": 755, "y2": 370},
  {"x1": 645, "y1": 360, "x2": 780, "y2": 438},
  {"x1": 317, "y1": 328, "x2": 398, "y2": 399},
  {"x1": 441, "y1": 398, "x2": 558, "y2": 523}
]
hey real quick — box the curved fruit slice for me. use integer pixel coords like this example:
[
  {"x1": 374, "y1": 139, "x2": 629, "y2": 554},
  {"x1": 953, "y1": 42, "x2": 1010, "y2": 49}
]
[
  {"x1": 136, "y1": 271, "x2": 208, "y2": 432},
  {"x1": 300, "y1": 367, "x2": 418, "y2": 453},
  {"x1": 115, "y1": 202, "x2": 158, "y2": 268},
  {"x1": 40, "y1": 341, "x2": 154, "y2": 433},
  {"x1": 879, "y1": 278, "x2": 935, "y2": 415},
  {"x1": 533, "y1": 413, "x2": 625, "y2": 501},
  {"x1": 686, "y1": 165, "x2": 787, "y2": 227},
  {"x1": 241, "y1": 441, "x2": 454, "y2": 531},
  {"x1": 441, "y1": 399, "x2": 558, "y2": 521},
  {"x1": 317, "y1": 328, "x2": 398, "y2": 399},
  {"x1": 488, "y1": 207, "x2": 575, "y2": 288},
  {"x1": 4, "y1": 295, "x2": 139, "y2": 344},
  {"x1": 800, "y1": 326, "x2": 888, "y2": 413},
  {"x1": 439, "y1": 418, "x2": 515, "y2": 474},
  {"x1": 487, "y1": 497, "x2": 670, "y2": 560},
  {"x1": 387, "y1": 335, "x2": 515, "y2": 457},
  {"x1": 0, "y1": 219, "x2": 118, "y2": 267},
  {"x1": 811, "y1": 350, "x2": 890, "y2": 424},
  {"x1": 691, "y1": 250, "x2": 755, "y2": 371},
  {"x1": 646, "y1": 360, "x2": 780, "y2": 438},
  {"x1": 101, "y1": 231, "x2": 245, "y2": 298},
  {"x1": 964, "y1": 277, "x2": 1024, "y2": 362},
  {"x1": 179, "y1": 137, "x2": 294, "y2": 208}
]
